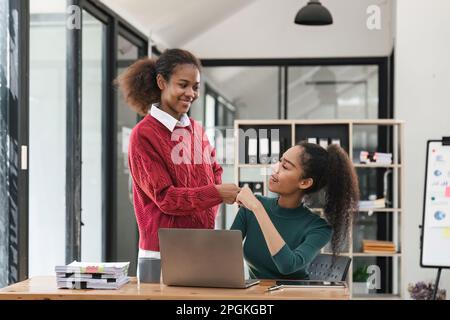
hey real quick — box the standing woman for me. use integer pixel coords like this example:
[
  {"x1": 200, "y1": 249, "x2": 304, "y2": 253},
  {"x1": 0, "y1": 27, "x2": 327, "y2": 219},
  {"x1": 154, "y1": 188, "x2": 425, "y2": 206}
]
[
  {"x1": 232, "y1": 142, "x2": 359, "y2": 279},
  {"x1": 116, "y1": 49, "x2": 240, "y2": 266}
]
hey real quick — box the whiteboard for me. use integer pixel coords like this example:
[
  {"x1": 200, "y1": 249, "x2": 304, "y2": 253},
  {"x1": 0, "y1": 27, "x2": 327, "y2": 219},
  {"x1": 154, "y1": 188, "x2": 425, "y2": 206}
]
[{"x1": 421, "y1": 140, "x2": 450, "y2": 268}]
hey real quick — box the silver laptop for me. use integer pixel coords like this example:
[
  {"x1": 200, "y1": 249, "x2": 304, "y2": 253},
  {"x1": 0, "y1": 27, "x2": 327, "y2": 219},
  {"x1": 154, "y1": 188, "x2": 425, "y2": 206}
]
[{"x1": 158, "y1": 228, "x2": 260, "y2": 289}]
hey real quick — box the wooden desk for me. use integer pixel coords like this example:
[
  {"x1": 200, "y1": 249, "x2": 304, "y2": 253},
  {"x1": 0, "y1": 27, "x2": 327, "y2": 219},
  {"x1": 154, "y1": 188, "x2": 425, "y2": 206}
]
[{"x1": 0, "y1": 276, "x2": 349, "y2": 300}]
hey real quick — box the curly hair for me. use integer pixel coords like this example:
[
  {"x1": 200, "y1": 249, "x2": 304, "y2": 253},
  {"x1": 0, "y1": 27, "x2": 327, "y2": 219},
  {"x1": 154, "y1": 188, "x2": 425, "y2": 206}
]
[
  {"x1": 114, "y1": 49, "x2": 202, "y2": 116},
  {"x1": 297, "y1": 142, "x2": 359, "y2": 256}
]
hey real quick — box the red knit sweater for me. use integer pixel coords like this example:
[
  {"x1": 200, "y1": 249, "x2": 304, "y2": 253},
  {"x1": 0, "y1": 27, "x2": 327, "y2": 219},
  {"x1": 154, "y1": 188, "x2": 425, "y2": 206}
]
[{"x1": 128, "y1": 114, "x2": 223, "y2": 251}]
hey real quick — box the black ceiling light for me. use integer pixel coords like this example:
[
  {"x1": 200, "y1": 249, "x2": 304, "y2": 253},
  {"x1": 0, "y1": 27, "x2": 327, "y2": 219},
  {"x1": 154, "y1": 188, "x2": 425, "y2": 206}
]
[{"x1": 294, "y1": 0, "x2": 333, "y2": 26}]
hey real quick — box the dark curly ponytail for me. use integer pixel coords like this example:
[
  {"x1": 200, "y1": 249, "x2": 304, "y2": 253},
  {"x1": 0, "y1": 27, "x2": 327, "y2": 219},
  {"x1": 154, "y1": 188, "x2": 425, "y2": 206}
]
[
  {"x1": 297, "y1": 142, "x2": 359, "y2": 256},
  {"x1": 115, "y1": 48, "x2": 202, "y2": 116},
  {"x1": 115, "y1": 58, "x2": 159, "y2": 116}
]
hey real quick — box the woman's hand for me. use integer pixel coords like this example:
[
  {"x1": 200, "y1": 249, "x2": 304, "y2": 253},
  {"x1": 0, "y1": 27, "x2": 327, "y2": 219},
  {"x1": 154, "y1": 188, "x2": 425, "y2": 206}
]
[
  {"x1": 236, "y1": 186, "x2": 262, "y2": 212},
  {"x1": 215, "y1": 184, "x2": 241, "y2": 204}
]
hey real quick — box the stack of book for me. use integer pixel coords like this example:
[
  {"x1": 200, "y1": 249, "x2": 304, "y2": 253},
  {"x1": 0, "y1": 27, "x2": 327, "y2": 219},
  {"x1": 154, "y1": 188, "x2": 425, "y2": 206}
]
[
  {"x1": 55, "y1": 261, "x2": 130, "y2": 289},
  {"x1": 358, "y1": 198, "x2": 386, "y2": 209},
  {"x1": 362, "y1": 240, "x2": 396, "y2": 253},
  {"x1": 373, "y1": 152, "x2": 393, "y2": 164},
  {"x1": 359, "y1": 151, "x2": 393, "y2": 164}
]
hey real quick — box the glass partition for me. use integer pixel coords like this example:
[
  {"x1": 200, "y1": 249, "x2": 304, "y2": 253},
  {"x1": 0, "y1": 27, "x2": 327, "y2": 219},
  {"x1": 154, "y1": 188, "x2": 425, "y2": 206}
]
[
  {"x1": 29, "y1": 0, "x2": 67, "y2": 277},
  {"x1": 81, "y1": 10, "x2": 107, "y2": 262}
]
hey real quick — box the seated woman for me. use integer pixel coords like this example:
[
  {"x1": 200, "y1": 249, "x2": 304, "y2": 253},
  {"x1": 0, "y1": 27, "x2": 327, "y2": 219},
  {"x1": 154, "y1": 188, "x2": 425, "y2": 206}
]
[{"x1": 231, "y1": 142, "x2": 359, "y2": 280}]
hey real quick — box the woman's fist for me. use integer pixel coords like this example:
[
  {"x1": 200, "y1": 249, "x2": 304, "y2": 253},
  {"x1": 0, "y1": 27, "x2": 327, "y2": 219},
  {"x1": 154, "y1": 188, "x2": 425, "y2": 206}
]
[
  {"x1": 215, "y1": 184, "x2": 240, "y2": 204},
  {"x1": 236, "y1": 186, "x2": 262, "y2": 212}
]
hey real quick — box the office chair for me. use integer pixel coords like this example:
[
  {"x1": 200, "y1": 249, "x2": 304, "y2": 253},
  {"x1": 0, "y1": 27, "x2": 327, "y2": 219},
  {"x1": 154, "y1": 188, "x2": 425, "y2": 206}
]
[{"x1": 306, "y1": 254, "x2": 351, "y2": 281}]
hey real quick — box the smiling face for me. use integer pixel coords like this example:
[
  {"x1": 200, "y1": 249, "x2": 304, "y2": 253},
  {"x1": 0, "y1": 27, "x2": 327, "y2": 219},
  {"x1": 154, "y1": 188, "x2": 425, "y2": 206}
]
[
  {"x1": 269, "y1": 145, "x2": 314, "y2": 195},
  {"x1": 157, "y1": 63, "x2": 200, "y2": 119}
]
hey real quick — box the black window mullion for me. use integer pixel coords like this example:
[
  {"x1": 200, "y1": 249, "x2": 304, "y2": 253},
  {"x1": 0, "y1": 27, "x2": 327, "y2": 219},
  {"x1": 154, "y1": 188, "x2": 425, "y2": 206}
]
[
  {"x1": 284, "y1": 66, "x2": 288, "y2": 120},
  {"x1": 118, "y1": 27, "x2": 146, "y2": 50},
  {"x1": 81, "y1": 0, "x2": 109, "y2": 24},
  {"x1": 15, "y1": 0, "x2": 29, "y2": 283},
  {"x1": 277, "y1": 67, "x2": 282, "y2": 119},
  {"x1": 104, "y1": 18, "x2": 118, "y2": 262},
  {"x1": 98, "y1": 13, "x2": 114, "y2": 263},
  {"x1": 66, "y1": 0, "x2": 83, "y2": 264}
]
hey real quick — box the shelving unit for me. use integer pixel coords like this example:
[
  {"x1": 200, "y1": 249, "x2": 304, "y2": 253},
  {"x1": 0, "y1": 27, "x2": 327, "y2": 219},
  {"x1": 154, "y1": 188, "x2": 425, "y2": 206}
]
[
  {"x1": 234, "y1": 119, "x2": 404, "y2": 299},
  {"x1": 354, "y1": 164, "x2": 401, "y2": 168}
]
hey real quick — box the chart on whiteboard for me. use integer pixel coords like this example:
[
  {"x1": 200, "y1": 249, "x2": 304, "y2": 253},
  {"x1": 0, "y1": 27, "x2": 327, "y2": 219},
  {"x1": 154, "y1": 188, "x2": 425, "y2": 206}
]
[
  {"x1": 426, "y1": 146, "x2": 450, "y2": 227},
  {"x1": 422, "y1": 141, "x2": 450, "y2": 267}
]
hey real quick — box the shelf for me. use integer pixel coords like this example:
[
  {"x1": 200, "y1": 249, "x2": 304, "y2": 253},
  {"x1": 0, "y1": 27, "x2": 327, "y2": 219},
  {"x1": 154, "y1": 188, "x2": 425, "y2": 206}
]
[
  {"x1": 312, "y1": 208, "x2": 401, "y2": 213},
  {"x1": 349, "y1": 119, "x2": 404, "y2": 125},
  {"x1": 235, "y1": 119, "x2": 405, "y2": 125},
  {"x1": 321, "y1": 251, "x2": 351, "y2": 256},
  {"x1": 238, "y1": 163, "x2": 402, "y2": 168},
  {"x1": 352, "y1": 293, "x2": 402, "y2": 300},
  {"x1": 358, "y1": 208, "x2": 402, "y2": 213},
  {"x1": 352, "y1": 252, "x2": 401, "y2": 257},
  {"x1": 238, "y1": 164, "x2": 272, "y2": 168},
  {"x1": 354, "y1": 164, "x2": 401, "y2": 168}
]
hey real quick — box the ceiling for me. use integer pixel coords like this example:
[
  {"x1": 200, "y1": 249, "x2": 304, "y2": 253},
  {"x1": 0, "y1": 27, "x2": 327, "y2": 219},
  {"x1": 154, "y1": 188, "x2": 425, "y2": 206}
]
[
  {"x1": 100, "y1": 0, "x2": 395, "y2": 58},
  {"x1": 100, "y1": 0, "x2": 257, "y2": 48}
]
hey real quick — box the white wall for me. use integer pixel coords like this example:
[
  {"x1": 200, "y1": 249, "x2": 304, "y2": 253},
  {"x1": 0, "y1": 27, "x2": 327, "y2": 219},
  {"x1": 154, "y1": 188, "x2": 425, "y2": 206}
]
[{"x1": 395, "y1": 0, "x2": 450, "y2": 299}]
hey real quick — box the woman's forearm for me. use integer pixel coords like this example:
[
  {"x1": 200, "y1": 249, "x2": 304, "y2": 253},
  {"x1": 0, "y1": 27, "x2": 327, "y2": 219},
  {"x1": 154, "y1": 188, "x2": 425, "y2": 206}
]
[{"x1": 253, "y1": 204, "x2": 286, "y2": 256}]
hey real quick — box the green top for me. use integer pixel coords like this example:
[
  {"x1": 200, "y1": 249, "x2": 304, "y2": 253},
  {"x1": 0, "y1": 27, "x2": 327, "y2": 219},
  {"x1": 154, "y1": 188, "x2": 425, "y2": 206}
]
[{"x1": 230, "y1": 195, "x2": 332, "y2": 280}]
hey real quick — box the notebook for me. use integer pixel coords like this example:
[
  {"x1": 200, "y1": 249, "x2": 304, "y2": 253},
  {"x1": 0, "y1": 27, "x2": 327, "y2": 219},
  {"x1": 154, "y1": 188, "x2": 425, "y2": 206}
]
[{"x1": 55, "y1": 261, "x2": 130, "y2": 275}]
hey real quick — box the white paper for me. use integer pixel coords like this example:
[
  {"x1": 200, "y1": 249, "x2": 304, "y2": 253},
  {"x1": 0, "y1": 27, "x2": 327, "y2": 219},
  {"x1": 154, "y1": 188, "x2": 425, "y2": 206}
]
[
  {"x1": 319, "y1": 138, "x2": 328, "y2": 149},
  {"x1": 271, "y1": 140, "x2": 280, "y2": 154},
  {"x1": 260, "y1": 138, "x2": 269, "y2": 155},
  {"x1": 307, "y1": 137, "x2": 317, "y2": 144},
  {"x1": 331, "y1": 138, "x2": 341, "y2": 146},
  {"x1": 248, "y1": 139, "x2": 257, "y2": 156}
]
